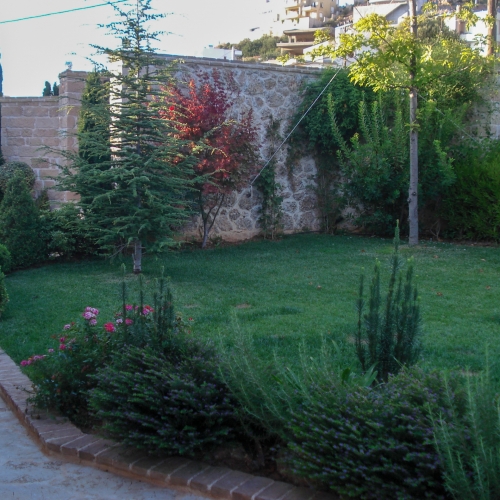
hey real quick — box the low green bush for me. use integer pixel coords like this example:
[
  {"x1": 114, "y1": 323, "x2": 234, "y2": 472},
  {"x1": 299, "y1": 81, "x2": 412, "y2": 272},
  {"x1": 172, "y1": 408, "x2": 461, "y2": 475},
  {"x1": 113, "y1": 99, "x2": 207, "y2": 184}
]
[
  {"x1": 441, "y1": 139, "x2": 500, "y2": 241},
  {"x1": 286, "y1": 368, "x2": 462, "y2": 499},
  {"x1": 0, "y1": 266, "x2": 9, "y2": 318},
  {"x1": 433, "y1": 363, "x2": 500, "y2": 500},
  {"x1": 0, "y1": 161, "x2": 36, "y2": 202},
  {"x1": 0, "y1": 244, "x2": 12, "y2": 273},
  {"x1": 40, "y1": 203, "x2": 99, "y2": 259},
  {"x1": 90, "y1": 343, "x2": 239, "y2": 456},
  {"x1": 0, "y1": 173, "x2": 46, "y2": 269}
]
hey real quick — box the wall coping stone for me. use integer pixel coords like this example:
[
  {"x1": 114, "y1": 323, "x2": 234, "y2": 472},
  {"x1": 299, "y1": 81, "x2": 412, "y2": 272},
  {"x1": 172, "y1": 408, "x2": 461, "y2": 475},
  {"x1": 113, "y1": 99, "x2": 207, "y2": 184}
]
[{"x1": 0, "y1": 348, "x2": 337, "y2": 500}]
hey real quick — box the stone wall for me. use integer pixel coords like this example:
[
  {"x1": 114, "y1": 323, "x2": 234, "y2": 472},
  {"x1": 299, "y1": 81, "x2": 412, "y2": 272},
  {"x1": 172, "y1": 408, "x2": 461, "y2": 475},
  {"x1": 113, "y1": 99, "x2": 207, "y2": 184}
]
[
  {"x1": 0, "y1": 59, "x2": 323, "y2": 241},
  {"x1": 0, "y1": 71, "x2": 87, "y2": 203},
  {"x1": 171, "y1": 58, "x2": 322, "y2": 240}
]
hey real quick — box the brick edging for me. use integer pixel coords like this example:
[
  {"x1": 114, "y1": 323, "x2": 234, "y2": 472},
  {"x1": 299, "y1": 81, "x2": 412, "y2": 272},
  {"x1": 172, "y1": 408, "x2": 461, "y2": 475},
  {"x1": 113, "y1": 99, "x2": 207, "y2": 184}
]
[{"x1": 0, "y1": 349, "x2": 334, "y2": 500}]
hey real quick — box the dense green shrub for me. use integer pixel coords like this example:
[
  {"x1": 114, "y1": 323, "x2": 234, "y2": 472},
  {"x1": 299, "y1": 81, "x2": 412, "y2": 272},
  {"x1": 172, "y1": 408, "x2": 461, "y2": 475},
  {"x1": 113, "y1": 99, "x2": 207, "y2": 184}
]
[
  {"x1": 90, "y1": 344, "x2": 239, "y2": 456},
  {"x1": 0, "y1": 244, "x2": 12, "y2": 273},
  {"x1": 332, "y1": 96, "x2": 456, "y2": 235},
  {"x1": 0, "y1": 266, "x2": 8, "y2": 318},
  {"x1": 440, "y1": 139, "x2": 500, "y2": 241},
  {"x1": 0, "y1": 161, "x2": 36, "y2": 202},
  {"x1": 286, "y1": 368, "x2": 460, "y2": 499},
  {"x1": 0, "y1": 173, "x2": 46, "y2": 269},
  {"x1": 40, "y1": 203, "x2": 99, "y2": 259},
  {"x1": 433, "y1": 364, "x2": 500, "y2": 499}
]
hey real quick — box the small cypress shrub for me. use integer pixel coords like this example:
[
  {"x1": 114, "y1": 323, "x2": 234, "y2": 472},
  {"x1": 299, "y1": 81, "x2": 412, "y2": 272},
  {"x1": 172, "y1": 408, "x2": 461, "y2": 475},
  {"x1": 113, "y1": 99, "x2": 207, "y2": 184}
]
[
  {"x1": 0, "y1": 173, "x2": 46, "y2": 269},
  {"x1": 355, "y1": 222, "x2": 421, "y2": 381},
  {"x1": 0, "y1": 161, "x2": 36, "y2": 203},
  {"x1": 0, "y1": 266, "x2": 9, "y2": 318},
  {"x1": 0, "y1": 244, "x2": 12, "y2": 273},
  {"x1": 90, "y1": 344, "x2": 239, "y2": 456}
]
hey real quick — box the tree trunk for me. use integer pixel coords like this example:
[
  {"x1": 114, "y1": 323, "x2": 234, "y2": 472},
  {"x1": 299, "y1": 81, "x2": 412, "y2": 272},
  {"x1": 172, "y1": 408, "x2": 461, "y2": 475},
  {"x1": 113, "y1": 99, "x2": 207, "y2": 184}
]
[
  {"x1": 487, "y1": 0, "x2": 497, "y2": 57},
  {"x1": 133, "y1": 239, "x2": 142, "y2": 274},
  {"x1": 408, "y1": 0, "x2": 419, "y2": 246},
  {"x1": 201, "y1": 222, "x2": 210, "y2": 249}
]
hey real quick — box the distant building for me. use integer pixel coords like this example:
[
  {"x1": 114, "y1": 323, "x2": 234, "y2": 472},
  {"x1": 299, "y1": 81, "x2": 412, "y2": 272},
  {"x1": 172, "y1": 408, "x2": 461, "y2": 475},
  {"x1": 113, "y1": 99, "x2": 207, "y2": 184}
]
[
  {"x1": 273, "y1": 0, "x2": 338, "y2": 31},
  {"x1": 201, "y1": 46, "x2": 243, "y2": 61},
  {"x1": 277, "y1": 27, "x2": 332, "y2": 56}
]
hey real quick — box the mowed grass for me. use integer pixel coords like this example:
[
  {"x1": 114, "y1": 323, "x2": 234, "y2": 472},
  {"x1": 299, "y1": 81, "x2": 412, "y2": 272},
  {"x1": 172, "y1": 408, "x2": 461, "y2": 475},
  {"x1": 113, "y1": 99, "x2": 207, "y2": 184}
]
[{"x1": 0, "y1": 233, "x2": 499, "y2": 372}]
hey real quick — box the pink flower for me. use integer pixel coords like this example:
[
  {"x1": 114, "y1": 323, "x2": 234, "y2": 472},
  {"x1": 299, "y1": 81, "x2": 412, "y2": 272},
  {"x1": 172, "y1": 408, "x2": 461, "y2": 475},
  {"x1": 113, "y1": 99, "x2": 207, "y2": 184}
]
[
  {"x1": 85, "y1": 307, "x2": 99, "y2": 315},
  {"x1": 48, "y1": 348, "x2": 54, "y2": 353},
  {"x1": 89, "y1": 318, "x2": 97, "y2": 326},
  {"x1": 59, "y1": 336, "x2": 67, "y2": 343},
  {"x1": 63, "y1": 324, "x2": 71, "y2": 330},
  {"x1": 82, "y1": 311, "x2": 95, "y2": 320},
  {"x1": 142, "y1": 305, "x2": 154, "y2": 316},
  {"x1": 125, "y1": 305, "x2": 133, "y2": 311},
  {"x1": 125, "y1": 318, "x2": 133, "y2": 326},
  {"x1": 103, "y1": 322, "x2": 116, "y2": 333},
  {"x1": 59, "y1": 344, "x2": 66, "y2": 350},
  {"x1": 20, "y1": 360, "x2": 29, "y2": 367},
  {"x1": 115, "y1": 318, "x2": 123, "y2": 324}
]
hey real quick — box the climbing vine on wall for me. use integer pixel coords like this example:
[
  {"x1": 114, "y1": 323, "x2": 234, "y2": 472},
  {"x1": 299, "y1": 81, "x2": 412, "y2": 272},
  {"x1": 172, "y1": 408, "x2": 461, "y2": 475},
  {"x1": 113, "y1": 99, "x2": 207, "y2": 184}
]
[
  {"x1": 255, "y1": 116, "x2": 283, "y2": 240},
  {"x1": 286, "y1": 69, "x2": 376, "y2": 233}
]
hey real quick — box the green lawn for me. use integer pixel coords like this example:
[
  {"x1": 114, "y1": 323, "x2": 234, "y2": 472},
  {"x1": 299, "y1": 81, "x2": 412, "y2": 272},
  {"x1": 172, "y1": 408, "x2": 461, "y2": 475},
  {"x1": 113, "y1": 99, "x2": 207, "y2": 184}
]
[{"x1": 1, "y1": 233, "x2": 499, "y2": 372}]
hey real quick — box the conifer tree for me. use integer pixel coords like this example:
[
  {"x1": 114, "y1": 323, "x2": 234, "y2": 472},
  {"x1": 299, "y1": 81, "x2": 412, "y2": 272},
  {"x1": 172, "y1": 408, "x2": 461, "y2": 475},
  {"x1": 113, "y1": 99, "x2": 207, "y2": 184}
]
[
  {"x1": 74, "y1": 70, "x2": 111, "y2": 206},
  {"x1": 0, "y1": 173, "x2": 46, "y2": 269},
  {"x1": 58, "y1": 0, "x2": 200, "y2": 273}
]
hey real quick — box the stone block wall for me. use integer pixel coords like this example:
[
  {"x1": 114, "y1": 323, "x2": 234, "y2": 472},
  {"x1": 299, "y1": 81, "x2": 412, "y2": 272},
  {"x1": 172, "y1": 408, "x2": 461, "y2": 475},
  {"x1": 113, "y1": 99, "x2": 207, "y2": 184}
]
[
  {"x1": 171, "y1": 58, "x2": 322, "y2": 240},
  {"x1": 0, "y1": 60, "x2": 322, "y2": 240},
  {"x1": 0, "y1": 71, "x2": 87, "y2": 204}
]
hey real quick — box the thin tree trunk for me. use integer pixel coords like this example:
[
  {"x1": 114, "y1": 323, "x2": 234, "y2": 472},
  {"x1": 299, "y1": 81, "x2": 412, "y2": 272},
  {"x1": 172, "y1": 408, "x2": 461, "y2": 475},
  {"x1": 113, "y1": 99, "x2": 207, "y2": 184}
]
[
  {"x1": 408, "y1": 0, "x2": 419, "y2": 246},
  {"x1": 487, "y1": 0, "x2": 497, "y2": 57},
  {"x1": 133, "y1": 239, "x2": 142, "y2": 274}
]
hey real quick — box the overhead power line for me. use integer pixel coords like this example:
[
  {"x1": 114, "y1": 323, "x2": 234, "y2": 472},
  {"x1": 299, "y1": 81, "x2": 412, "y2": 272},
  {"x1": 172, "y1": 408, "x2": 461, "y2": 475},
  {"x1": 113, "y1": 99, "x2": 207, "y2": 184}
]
[{"x1": 0, "y1": 0, "x2": 128, "y2": 25}]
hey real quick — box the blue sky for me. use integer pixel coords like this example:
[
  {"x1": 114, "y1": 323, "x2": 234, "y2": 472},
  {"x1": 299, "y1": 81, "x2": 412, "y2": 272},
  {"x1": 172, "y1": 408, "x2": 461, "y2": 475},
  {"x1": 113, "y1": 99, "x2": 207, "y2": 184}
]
[{"x1": 0, "y1": 0, "x2": 274, "y2": 97}]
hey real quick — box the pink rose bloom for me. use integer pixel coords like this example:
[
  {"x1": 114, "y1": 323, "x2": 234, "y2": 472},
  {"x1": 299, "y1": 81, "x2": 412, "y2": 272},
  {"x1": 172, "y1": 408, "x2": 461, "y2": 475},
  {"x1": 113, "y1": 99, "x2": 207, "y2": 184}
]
[
  {"x1": 115, "y1": 318, "x2": 123, "y2": 324},
  {"x1": 103, "y1": 322, "x2": 115, "y2": 333},
  {"x1": 125, "y1": 305, "x2": 133, "y2": 311},
  {"x1": 82, "y1": 311, "x2": 94, "y2": 320},
  {"x1": 142, "y1": 305, "x2": 154, "y2": 315},
  {"x1": 20, "y1": 360, "x2": 29, "y2": 367},
  {"x1": 125, "y1": 318, "x2": 133, "y2": 326},
  {"x1": 63, "y1": 324, "x2": 71, "y2": 330},
  {"x1": 89, "y1": 318, "x2": 97, "y2": 326},
  {"x1": 48, "y1": 348, "x2": 54, "y2": 353},
  {"x1": 59, "y1": 336, "x2": 67, "y2": 343},
  {"x1": 85, "y1": 307, "x2": 99, "y2": 315},
  {"x1": 59, "y1": 344, "x2": 66, "y2": 350}
]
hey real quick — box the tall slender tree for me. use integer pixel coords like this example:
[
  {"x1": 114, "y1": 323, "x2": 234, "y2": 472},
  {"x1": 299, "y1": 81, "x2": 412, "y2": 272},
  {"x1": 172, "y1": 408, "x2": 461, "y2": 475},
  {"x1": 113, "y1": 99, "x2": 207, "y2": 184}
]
[
  {"x1": 58, "y1": 0, "x2": 200, "y2": 273},
  {"x1": 329, "y1": 5, "x2": 490, "y2": 244}
]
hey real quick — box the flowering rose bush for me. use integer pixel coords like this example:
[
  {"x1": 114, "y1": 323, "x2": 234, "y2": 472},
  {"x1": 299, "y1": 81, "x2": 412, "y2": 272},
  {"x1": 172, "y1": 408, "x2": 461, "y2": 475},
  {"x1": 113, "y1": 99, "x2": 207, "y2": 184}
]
[
  {"x1": 21, "y1": 306, "x2": 115, "y2": 427},
  {"x1": 20, "y1": 274, "x2": 188, "y2": 429}
]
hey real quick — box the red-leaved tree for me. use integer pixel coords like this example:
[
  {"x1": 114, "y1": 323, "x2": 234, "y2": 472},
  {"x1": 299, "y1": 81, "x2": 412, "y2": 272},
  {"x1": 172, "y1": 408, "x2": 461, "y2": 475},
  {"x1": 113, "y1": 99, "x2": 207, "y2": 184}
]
[{"x1": 158, "y1": 69, "x2": 259, "y2": 248}]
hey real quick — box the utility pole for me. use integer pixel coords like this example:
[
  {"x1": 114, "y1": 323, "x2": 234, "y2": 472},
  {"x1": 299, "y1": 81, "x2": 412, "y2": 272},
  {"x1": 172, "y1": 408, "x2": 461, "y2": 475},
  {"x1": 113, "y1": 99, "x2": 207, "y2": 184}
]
[
  {"x1": 408, "y1": 0, "x2": 419, "y2": 246},
  {"x1": 487, "y1": 0, "x2": 497, "y2": 57}
]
